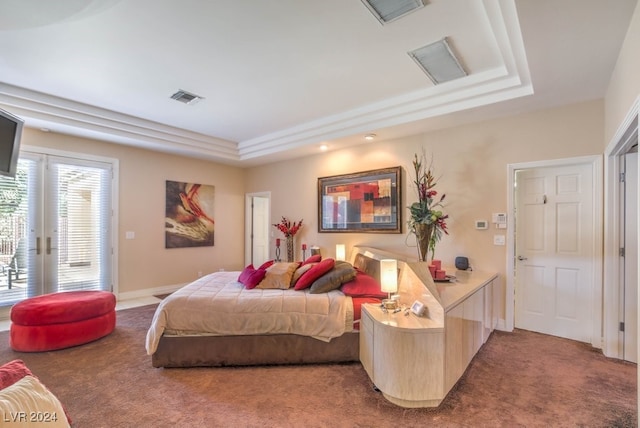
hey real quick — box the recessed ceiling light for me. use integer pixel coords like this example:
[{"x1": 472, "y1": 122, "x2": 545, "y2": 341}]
[
  {"x1": 365, "y1": 134, "x2": 376, "y2": 141},
  {"x1": 320, "y1": 145, "x2": 328, "y2": 151}
]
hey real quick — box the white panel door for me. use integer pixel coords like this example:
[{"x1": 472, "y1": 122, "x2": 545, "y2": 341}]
[
  {"x1": 623, "y1": 152, "x2": 637, "y2": 363},
  {"x1": 251, "y1": 196, "x2": 270, "y2": 267},
  {"x1": 515, "y1": 164, "x2": 594, "y2": 342}
]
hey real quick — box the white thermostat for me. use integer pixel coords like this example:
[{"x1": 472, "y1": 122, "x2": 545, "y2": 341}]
[{"x1": 475, "y1": 220, "x2": 489, "y2": 230}]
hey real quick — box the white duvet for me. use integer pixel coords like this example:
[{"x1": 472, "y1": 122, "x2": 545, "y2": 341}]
[{"x1": 145, "y1": 271, "x2": 354, "y2": 355}]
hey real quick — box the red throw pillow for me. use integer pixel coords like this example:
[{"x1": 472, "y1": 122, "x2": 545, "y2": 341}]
[
  {"x1": 259, "y1": 260, "x2": 275, "y2": 270},
  {"x1": 301, "y1": 254, "x2": 321, "y2": 266},
  {"x1": 244, "y1": 268, "x2": 267, "y2": 289},
  {"x1": 238, "y1": 265, "x2": 267, "y2": 289},
  {"x1": 340, "y1": 271, "x2": 386, "y2": 298},
  {"x1": 0, "y1": 359, "x2": 33, "y2": 389},
  {"x1": 294, "y1": 258, "x2": 335, "y2": 290},
  {"x1": 238, "y1": 264, "x2": 255, "y2": 284}
]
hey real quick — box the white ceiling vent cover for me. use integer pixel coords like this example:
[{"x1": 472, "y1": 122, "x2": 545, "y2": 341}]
[
  {"x1": 361, "y1": 0, "x2": 426, "y2": 24},
  {"x1": 170, "y1": 89, "x2": 204, "y2": 105},
  {"x1": 409, "y1": 38, "x2": 467, "y2": 84}
]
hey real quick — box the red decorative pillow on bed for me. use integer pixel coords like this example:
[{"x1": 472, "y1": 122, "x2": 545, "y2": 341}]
[
  {"x1": 238, "y1": 264, "x2": 255, "y2": 283},
  {"x1": 294, "y1": 258, "x2": 335, "y2": 290},
  {"x1": 340, "y1": 270, "x2": 386, "y2": 298},
  {"x1": 291, "y1": 263, "x2": 315, "y2": 287},
  {"x1": 238, "y1": 264, "x2": 267, "y2": 289},
  {"x1": 259, "y1": 260, "x2": 275, "y2": 270},
  {"x1": 301, "y1": 254, "x2": 321, "y2": 266}
]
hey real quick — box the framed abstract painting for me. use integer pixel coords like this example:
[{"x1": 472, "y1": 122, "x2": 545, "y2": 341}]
[
  {"x1": 317, "y1": 166, "x2": 401, "y2": 233},
  {"x1": 165, "y1": 180, "x2": 215, "y2": 248}
]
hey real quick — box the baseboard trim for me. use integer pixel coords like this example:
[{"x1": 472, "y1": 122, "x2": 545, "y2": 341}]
[{"x1": 117, "y1": 283, "x2": 187, "y2": 302}]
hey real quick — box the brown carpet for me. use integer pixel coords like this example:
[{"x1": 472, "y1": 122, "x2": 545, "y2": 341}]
[{"x1": 0, "y1": 304, "x2": 636, "y2": 428}]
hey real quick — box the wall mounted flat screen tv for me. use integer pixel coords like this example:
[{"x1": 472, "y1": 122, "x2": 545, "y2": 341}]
[{"x1": 0, "y1": 108, "x2": 24, "y2": 178}]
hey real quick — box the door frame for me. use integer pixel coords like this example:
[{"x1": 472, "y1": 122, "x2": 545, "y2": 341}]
[
  {"x1": 244, "y1": 191, "x2": 271, "y2": 266},
  {"x1": 506, "y1": 155, "x2": 603, "y2": 348},
  {"x1": 603, "y1": 96, "x2": 639, "y2": 359},
  {"x1": 0, "y1": 144, "x2": 119, "y2": 320},
  {"x1": 21, "y1": 144, "x2": 120, "y2": 296}
]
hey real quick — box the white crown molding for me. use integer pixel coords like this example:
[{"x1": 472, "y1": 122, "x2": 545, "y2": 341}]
[
  {"x1": 0, "y1": 83, "x2": 240, "y2": 162},
  {"x1": 0, "y1": 0, "x2": 531, "y2": 165}
]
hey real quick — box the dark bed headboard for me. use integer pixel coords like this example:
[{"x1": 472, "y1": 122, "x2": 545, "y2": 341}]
[{"x1": 353, "y1": 253, "x2": 381, "y2": 283}]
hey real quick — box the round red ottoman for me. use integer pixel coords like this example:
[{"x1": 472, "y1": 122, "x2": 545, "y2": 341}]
[{"x1": 10, "y1": 291, "x2": 116, "y2": 352}]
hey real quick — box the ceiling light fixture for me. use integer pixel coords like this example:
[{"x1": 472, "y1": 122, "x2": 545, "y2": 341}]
[
  {"x1": 365, "y1": 134, "x2": 376, "y2": 141},
  {"x1": 320, "y1": 145, "x2": 328, "y2": 151},
  {"x1": 361, "y1": 0, "x2": 426, "y2": 24},
  {"x1": 409, "y1": 38, "x2": 467, "y2": 84},
  {"x1": 170, "y1": 89, "x2": 204, "y2": 105}
]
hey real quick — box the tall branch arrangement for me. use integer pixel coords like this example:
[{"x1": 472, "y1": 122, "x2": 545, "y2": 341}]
[{"x1": 408, "y1": 151, "x2": 449, "y2": 260}]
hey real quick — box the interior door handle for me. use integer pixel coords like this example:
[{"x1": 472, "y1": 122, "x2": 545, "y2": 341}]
[{"x1": 517, "y1": 255, "x2": 528, "y2": 261}]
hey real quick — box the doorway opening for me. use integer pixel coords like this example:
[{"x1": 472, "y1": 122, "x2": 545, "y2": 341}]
[
  {"x1": 603, "y1": 98, "x2": 639, "y2": 361},
  {"x1": 0, "y1": 147, "x2": 117, "y2": 319},
  {"x1": 244, "y1": 192, "x2": 271, "y2": 267}
]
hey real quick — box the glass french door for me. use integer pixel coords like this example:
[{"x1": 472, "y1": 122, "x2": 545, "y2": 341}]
[{"x1": 0, "y1": 151, "x2": 113, "y2": 306}]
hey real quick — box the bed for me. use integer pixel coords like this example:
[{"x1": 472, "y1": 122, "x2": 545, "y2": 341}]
[{"x1": 146, "y1": 246, "x2": 398, "y2": 368}]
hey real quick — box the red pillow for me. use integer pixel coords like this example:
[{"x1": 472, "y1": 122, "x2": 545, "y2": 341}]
[
  {"x1": 238, "y1": 265, "x2": 267, "y2": 289},
  {"x1": 238, "y1": 264, "x2": 255, "y2": 284},
  {"x1": 244, "y1": 268, "x2": 267, "y2": 289},
  {"x1": 294, "y1": 258, "x2": 335, "y2": 290},
  {"x1": 0, "y1": 359, "x2": 33, "y2": 389},
  {"x1": 259, "y1": 260, "x2": 275, "y2": 270},
  {"x1": 340, "y1": 271, "x2": 386, "y2": 298},
  {"x1": 301, "y1": 254, "x2": 321, "y2": 266},
  {"x1": 0, "y1": 359, "x2": 73, "y2": 424}
]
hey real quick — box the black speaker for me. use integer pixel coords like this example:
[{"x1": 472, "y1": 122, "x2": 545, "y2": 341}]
[{"x1": 455, "y1": 256, "x2": 469, "y2": 270}]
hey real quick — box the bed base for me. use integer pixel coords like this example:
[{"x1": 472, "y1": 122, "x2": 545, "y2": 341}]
[{"x1": 152, "y1": 332, "x2": 360, "y2": 368}]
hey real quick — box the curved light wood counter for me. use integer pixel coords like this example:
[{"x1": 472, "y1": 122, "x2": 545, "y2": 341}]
[{"x1": 360, "y1": 262, "x2": 498, "y2": 408}]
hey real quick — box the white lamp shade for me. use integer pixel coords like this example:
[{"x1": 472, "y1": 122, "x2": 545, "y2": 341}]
[
  {"x1": 336, "y1": 244, "x2": 346, "y2": 261},
  {"x1": 380, "y1": 259, "x2": 398, "y2": 293}
]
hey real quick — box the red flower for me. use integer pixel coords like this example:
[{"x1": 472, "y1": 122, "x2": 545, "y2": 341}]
[{"x1": 273, "y1": 217, "x2": 303, "y2": 237}]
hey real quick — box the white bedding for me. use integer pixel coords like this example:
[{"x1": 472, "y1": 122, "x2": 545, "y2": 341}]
[{"x1": 145, "y1": 271, "x2": 354, "y2": 355}]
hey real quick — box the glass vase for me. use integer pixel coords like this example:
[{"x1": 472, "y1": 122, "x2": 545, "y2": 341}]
[{"x1": 414, "y1": 223, "x2": 435, "y2": 262}]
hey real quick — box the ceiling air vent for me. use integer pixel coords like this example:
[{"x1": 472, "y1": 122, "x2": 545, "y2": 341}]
[
  {"x1": 361, "y1": 0, "x2": 426, "y2": 24},
  {"x1": 170, "y1": 89, "x2": 204, "y2": 105},
  {"x1": 409, "y1": 38, "x2": 467, "y2": 84}
]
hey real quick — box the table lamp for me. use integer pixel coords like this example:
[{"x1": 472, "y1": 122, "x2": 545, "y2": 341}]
[
  {"x1": 336, "y1": 244, "x2": 346, "y2": 261},
  {"x1": 380, "y1": 259, "x2": 398, "y2": 309}
]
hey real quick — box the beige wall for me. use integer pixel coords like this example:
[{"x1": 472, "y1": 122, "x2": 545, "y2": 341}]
[
  {"x1": 18, "y1": 98, "x2": 606, "y2": 313},
  {"x1": 246, "y1": 99, "x2": 604, "y2": 321},
  {"x1": 605, "y1": 0, "x2": 640, "y2": 143},
  {"x1": 21, "y1": 128, "x2": 246, "y2": 296}
]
